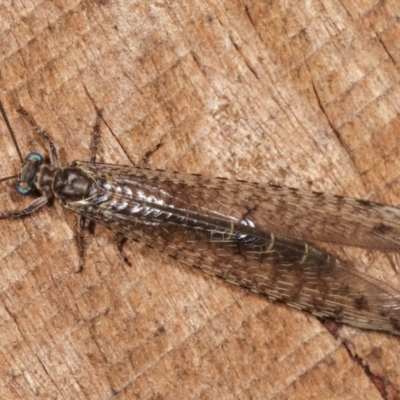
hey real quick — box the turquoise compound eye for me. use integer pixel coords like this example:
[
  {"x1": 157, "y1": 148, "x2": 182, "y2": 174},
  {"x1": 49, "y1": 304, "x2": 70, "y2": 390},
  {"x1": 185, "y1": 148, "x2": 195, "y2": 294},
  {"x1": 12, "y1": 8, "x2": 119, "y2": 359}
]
[
  {"x1": 17, "y1": 153, "x2": 43, "y2": 195},
  {"x1": 17, "y1": 181, "x2": 32, "y2": 195},
  {"x1": 25, "y1": 152, "x2": 43, "y2": 162}
]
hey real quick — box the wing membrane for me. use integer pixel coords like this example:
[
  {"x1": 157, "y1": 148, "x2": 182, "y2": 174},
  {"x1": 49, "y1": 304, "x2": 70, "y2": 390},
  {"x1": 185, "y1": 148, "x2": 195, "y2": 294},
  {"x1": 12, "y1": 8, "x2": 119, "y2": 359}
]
[
  {"x1": 63, "y1": 161, "x2": 400, "y2": 335},
  {"x1": 75, "y1": 161, "x2": 400, "y2": 250}
]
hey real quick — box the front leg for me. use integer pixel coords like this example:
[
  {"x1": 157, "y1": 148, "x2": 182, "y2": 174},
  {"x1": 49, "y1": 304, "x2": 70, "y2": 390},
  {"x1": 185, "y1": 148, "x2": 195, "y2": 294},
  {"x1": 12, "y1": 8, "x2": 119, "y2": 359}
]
[
  {"x1": 74, "y1": 110, "x2": 104, "y2": 271},
  {"x1": 17, "y1": 107, "x2": 61, "y2": 168},
  {"x1": 89, "y1": 109, "x2": 103, "y2": 164},
  {"x1": 137, "y1": 142, "x2": 163, "y2": 168},
  {"x1": 0, "y1": 196, "x2": 48, "y2": 219}
]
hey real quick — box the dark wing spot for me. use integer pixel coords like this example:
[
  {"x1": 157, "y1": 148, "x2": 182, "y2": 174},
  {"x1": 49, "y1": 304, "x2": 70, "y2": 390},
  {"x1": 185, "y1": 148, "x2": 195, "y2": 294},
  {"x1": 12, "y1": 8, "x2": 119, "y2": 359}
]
[
  {"x1": 332, "y1": 306, "x2": 344, "y2": 319},
  {"x1": 312, "y1": 191, "x2": 324, "y2": 197},
  {"x1": 373, "y1": 223, "x2": 393, "y2": 234},
  {"x1": 269, "y1": 184, "x2": 282, "y2": 190},
  {"x1": 354, "y1": 296, "x2": 368, "y2": 310},
  {"x1": 379, "y1": 310, "x2": 388, "y2": 317},
  {"x1": 356, "y1": 199, "x2": 372, "y2": 207},
  {"x1": 390, "y1": 317, "x2": 400, "y2": 332},
  {"x1": 333, "y1": 194, "x2": 344, "y2": 200}
]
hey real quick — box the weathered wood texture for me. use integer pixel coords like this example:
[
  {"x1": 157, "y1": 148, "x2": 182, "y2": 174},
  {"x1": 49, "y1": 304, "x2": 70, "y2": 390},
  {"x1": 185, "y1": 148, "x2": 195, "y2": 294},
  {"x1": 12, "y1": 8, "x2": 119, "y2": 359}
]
[{"x1": 0, "y1": 0, "x2": 400, "y2": 399}]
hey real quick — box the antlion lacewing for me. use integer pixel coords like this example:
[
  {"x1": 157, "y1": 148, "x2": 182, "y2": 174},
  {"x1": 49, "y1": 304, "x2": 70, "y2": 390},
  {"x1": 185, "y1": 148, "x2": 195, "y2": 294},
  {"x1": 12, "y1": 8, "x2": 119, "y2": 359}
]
[{"x1": 1, "y1": 99, "x2": 400, "y2": 336}]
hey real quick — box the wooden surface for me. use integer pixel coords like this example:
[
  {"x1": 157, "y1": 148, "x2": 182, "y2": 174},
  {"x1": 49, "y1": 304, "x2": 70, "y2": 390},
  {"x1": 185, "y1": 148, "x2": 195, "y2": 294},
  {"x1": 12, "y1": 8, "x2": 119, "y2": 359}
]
[{"x1": 1, "y1": 0, "x2": 400, "y2": 399}]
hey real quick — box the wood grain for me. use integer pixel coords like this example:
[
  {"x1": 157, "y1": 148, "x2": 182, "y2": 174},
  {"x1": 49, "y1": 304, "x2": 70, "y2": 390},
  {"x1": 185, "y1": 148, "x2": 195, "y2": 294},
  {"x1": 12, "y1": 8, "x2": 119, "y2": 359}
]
[{"x1": 0, "y1": 0, "x2": 400, "y2": 398}]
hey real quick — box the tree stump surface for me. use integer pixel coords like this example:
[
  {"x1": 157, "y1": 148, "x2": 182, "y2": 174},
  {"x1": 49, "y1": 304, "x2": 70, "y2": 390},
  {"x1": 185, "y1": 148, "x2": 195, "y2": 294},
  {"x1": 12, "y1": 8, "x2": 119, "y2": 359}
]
[{"x1": 0, "y1": 0, "x2": 400, "y2": 399}]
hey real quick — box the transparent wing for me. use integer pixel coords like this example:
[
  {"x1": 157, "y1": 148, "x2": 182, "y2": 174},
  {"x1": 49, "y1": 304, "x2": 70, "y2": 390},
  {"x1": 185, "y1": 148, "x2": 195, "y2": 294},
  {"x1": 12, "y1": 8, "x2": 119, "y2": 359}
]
[
  {"x1": 63, "y1": 161, "x2": 400, "y2": 335},
  {"x1": 73, "y1": 161, "x2": 400, "y2": 250}
]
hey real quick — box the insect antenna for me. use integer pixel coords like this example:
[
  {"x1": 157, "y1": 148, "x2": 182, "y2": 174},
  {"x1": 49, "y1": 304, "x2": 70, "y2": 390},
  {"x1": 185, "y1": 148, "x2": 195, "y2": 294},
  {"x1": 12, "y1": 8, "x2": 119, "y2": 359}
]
[
  {"x1": 0, "y1": 173, "x2": 19, "y2": 184},
  {"x1": 0, "y1": 99, "x2": 24, "y2": 165}
]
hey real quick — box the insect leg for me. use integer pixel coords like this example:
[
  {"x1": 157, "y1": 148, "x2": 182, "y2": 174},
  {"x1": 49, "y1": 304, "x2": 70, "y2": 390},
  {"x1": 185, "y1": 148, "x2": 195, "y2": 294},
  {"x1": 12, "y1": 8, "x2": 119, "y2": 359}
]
[
  {"x1": 17, "y1": 108, "x2": 60, "y2": 168},
  {"x1": 0, "y1": 196, "x2": 48, "y2": 219},
  {"x1": 115, "y1": 233, "x2": 131, "y2": 266},
  {"x1": 136, "y1": 142, "x2": 164, "y2": 168},
  {"x1": 75, "y1": 110, "x2": 104, "y2": 271},
  {"x1": 75, "y1": 216, "x2": 87, "y2": 272},
  {"x1": 89, "y1": 109, "x2": 103, "y2": 164}
]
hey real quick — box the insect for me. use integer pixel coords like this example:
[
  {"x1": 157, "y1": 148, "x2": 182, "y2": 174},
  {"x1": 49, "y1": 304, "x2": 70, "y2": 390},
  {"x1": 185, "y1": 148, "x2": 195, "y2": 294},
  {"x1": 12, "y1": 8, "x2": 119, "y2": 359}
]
[{"x1": 1, "y1": 99, "x2": 400, "y2": 336}]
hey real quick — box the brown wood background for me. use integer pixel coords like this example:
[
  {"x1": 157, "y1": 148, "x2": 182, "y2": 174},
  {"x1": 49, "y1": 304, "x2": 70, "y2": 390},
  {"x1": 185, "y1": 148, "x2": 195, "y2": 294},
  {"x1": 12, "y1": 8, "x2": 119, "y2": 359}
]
[{"x1": 1, "y1": 0, "x2": 400, "y2": 399}]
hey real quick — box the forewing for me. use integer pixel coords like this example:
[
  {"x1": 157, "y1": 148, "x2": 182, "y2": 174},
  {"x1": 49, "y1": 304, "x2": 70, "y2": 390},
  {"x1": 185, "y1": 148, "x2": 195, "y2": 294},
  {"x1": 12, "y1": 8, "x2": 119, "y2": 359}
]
[
  {"x1": 75, "y1": 162, "x2": 400, "y2": 250},
  {"x1": 65, "y1": 162, "x2": 400, "y2": 335}
]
